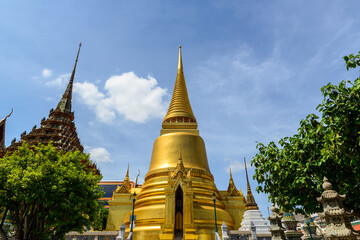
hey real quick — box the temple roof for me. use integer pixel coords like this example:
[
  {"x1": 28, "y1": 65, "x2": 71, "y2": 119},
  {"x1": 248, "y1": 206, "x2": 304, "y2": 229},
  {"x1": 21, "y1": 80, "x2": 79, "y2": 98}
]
[
  {"x1": 5, "y1": 43, "x2": 85, "y2": 155},
  {"x1": 162, "y1": 46, "x2": 197, "y2": 131}
]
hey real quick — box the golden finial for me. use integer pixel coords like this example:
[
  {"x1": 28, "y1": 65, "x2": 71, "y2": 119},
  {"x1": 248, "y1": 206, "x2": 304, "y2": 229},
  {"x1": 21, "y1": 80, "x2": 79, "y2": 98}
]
[
  {"x1": 123, "y1": 163, "x2": 131, "y2": 190},
  {"x1": 229, "y1": 168, "x2": 233, "y2": 180},
  {"x1": 178, "y1": 45, "x2": 183, "y2": 71},
  {"x1": 126, "y1": 163, "x2": 129, "y2": 178}
]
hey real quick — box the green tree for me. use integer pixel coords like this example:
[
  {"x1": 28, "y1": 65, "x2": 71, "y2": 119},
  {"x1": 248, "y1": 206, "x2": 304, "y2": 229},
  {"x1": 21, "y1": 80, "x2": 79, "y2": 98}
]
[
  {"x1": 253, "y1": 52, "x2": 360, "y2": 217},
  {"x1": 0, "y1": 142, "x2": 103, "y2": 240},
  {"x1": 92, "y1": 204, "x2": 109, "y2": 231}
]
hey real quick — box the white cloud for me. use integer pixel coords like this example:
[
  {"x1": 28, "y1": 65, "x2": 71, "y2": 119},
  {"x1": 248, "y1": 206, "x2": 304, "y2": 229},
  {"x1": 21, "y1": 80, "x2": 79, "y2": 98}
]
[
  {"x1": 224, "y1": 158, "x2": 253, "y2": 173},
  {"x1": 45, "y1": 73, "x2": 70, "y2": 87},
  {"x1": 74, "y1": 72, "x2": 168, "y2": 124},
  {"x1": 87, "y1": 147, "x2": 113, "y2": 163},
  {"x1": 226, "y1": 160, "x2": 245, "y2": 173},
  {"x1": 42, "y1": 68, "x2": 53, "y2": 78}
]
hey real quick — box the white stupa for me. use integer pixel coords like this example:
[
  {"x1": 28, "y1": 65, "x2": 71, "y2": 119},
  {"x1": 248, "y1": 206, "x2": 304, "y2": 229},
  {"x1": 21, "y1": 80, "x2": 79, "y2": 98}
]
[{"x1": 239, "y1": 158, "x2": 270, "y2": 234}]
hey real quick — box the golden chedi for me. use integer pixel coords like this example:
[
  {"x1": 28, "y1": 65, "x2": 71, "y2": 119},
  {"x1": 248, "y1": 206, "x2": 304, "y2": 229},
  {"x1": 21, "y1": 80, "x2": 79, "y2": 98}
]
[{"x1": 106, "y1": 47, "x2": 246, "y2": 239}]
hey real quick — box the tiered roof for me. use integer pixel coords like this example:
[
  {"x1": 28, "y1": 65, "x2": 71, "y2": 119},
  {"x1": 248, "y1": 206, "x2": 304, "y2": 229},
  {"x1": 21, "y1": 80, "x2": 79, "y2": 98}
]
[
  {"x1": 6, "y1": 43, "x2": 83, "y2": 154},
  {"x1": 1, "y1": 43, "x2": 91, "y2": 164}
]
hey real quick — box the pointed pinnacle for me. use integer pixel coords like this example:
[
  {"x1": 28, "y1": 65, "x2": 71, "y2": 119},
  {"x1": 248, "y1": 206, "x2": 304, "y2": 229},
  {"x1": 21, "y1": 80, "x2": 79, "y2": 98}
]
[
  {"x1": 126, "y1": 163, "x2": 129, "y2": 178},
  {"x1": 229, "y1": 168, "x2": 233, "y2": 180},
  {"x1": 56, "y1": 43, "x2": 82, "y2": 112},
  {"x1": 244, "y1": 157, "x2": 259, "y2": 210},
  {"x1": 162, "y1": 46, "x2": 196, "y2": 123},
  {"x1": 244, "y1": 157, "x2": 251, "y2": 192},
  {"x1": 177, "y1": 148, "x2": 185, "y2": 170},
  {"x1": 69, "y1": 42, "x2": 81, "y2": 87},
  {"x1": 178, "y1": 45, "x2": 183, "y2": 71}
]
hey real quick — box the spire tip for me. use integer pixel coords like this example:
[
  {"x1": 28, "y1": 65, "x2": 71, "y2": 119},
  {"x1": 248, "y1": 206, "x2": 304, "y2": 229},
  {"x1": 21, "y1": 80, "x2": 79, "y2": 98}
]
[
  {"x1": 178, "y1": 46, "x2": 183, "y2": 70},
  {"x1": 126, "y1": 163, "x2": 129, "y2": 177}
]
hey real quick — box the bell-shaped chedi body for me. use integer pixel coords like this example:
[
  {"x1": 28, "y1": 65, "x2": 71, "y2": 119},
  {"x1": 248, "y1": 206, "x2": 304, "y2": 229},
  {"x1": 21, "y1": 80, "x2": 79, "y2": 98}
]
[{"x1": 129, "y1": 47, "x2": 234, "y2": 240}]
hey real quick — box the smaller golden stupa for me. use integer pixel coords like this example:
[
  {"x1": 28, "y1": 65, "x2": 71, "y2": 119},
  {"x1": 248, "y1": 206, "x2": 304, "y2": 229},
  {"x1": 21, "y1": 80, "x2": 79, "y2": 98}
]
[{"x1": 106, "y1": 47, "x2": 246, "y2": 239}]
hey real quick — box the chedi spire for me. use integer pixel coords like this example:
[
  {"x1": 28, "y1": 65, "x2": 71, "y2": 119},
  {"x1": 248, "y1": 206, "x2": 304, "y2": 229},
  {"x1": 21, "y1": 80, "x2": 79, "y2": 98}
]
[
  {"x1": 244, "y1": 158, "x2": 259, "y2": 210},
  {"x1": 56, "y1": 42, "x2": 81, "y2": 112},
  {"x1": 161, "y1": 46, "x2": 198, "y2": 135}
]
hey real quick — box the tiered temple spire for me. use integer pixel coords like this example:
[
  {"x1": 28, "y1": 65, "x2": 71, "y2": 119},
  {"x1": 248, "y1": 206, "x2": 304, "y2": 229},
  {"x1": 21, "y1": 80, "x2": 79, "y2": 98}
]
[
  {"x1": 5, "y1": 43, "x2": 85, "y2": 154},
  {"x1": 161, "y1": 46, "x2": 198, "y2": 135},
  {"x1": 56, "y1": 42, "x2": 81, "y2": 112},
  {"x1": 244, "y1": 158, "x2": 259, "y2": 210}
]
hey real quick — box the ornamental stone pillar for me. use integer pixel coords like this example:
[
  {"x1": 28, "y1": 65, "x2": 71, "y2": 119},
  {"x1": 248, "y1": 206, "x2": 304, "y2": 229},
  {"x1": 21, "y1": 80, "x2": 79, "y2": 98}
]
[
  {"x1": 268, "y1": 204, "x2": 286, "y2": 240},
  {"x1": 317, "y1": 177, "x2": 358, "y2": 240}
]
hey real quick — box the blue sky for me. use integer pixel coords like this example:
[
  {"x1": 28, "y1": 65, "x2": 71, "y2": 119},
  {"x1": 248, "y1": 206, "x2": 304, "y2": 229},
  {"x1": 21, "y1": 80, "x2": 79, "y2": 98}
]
[{"x1": 1, "y1": 1, "x2": 360, "y2": 220}]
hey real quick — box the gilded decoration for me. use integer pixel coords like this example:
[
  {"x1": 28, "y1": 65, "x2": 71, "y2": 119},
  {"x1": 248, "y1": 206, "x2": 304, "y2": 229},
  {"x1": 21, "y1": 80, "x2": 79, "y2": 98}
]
[
  {"x1": 115, "y1": 165, "x2": 131, "y2": 194},
  {"x1": 106, "y1": 47, "x2": 246, "y2": 239},
  {"x1": 227, "y1": 168, "x2": 241, "y2": 196}
]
